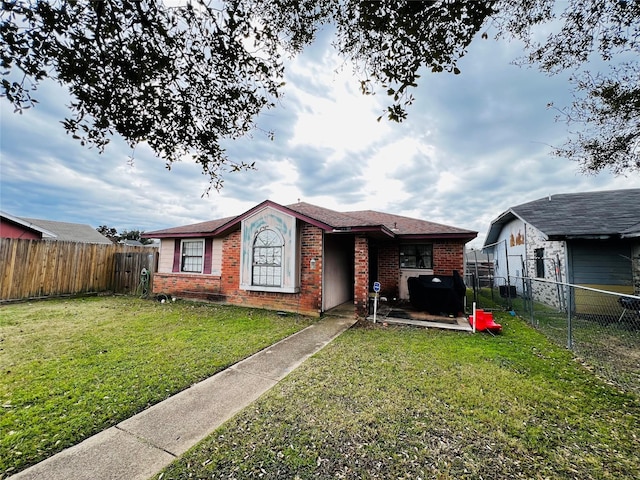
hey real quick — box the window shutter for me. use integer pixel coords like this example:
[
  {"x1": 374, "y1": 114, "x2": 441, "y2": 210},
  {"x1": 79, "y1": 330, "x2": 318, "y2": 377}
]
[
  {"x1": 172, "y1": 239, "x2": 181, "y2": 272},
  {"x1": 203, "y1": 238, "x2": 213, "y2": 274}
]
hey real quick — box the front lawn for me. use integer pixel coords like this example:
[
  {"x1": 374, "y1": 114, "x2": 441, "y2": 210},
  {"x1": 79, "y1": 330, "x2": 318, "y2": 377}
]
[
  {"x1": 159, "y1": 314, "x2": 640, "y2": 479},
  {"x1": 0, "y1": 296, "x2": 314, "y2": 476}
]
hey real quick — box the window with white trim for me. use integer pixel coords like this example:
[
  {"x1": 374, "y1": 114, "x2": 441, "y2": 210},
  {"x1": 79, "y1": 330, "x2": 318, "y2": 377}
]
[
  {"x1": 181, "y1": 239, "x2": 204, "y2": 273},
  {"x1": 252, "y1": 229, "x2": 283, "y2": 286},
  {"x1": 239, "y1": 206, "x2": 299, "y2": 293}
]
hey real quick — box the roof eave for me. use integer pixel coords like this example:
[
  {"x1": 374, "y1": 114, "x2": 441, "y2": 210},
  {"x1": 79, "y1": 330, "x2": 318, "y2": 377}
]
[
  {"x1": 142, "y1": 231, "x2": 219, "y2": 239},
  {"x1": 400, "y1": 232, "x2": 477, "y2": 241},
  {"x1": 483, "y1": 209, "x2": 535, "y2": 247},
  {"x1": 142, "y1": 201, "x2": 479, "y2": 242},
  {"x1": 1, "y1": 212, "x2": 58, "y2": 237},
  {"x1": 214, "y1": 200, "x2": 335, "y2": 236},
  {"x1": 340, "y1": 225, "x2": 397, "y2": 238},
  {"x1": 550, "y1": 234, "x2": 618, "y2": 241}
]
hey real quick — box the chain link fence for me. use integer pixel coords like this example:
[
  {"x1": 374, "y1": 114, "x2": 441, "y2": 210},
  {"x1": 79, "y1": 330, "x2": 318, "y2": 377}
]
[
  {"x1": 528, "y1": 279, "x2": 639, "y2": 395},
  {"x1": 469, "y1": 274, "x2": 640, "y2": 395}
]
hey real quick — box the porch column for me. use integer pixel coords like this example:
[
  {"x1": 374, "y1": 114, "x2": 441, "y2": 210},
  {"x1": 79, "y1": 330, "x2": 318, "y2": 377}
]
[{"x1": 354, "y1": 235, "x2": 369, "y2": 317}]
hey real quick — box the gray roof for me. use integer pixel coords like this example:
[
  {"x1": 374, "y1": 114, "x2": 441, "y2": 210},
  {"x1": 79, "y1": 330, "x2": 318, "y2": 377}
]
[
  {"x1": 0, "y1": 211, "x2": 57, "y2": 237},
  {"x1": 622, "y1": 221, "x2": 640, "y2": 238},
  {"x1": 483, "y1": 189, "x2": 640, "y2": 246},
  {"x1": 22, "y1": 218, "x2": 113, "y2": 244}
]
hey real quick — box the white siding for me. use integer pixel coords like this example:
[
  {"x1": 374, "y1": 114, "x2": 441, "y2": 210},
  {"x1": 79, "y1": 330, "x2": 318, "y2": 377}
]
[
  {"x1": 399, "y1": 268, "x2": 433, "y2": 300},
  {"x1": 211, "y1": 238, "x2": 222, "y2": 275},
  {"x1": 158, "y1": 239, "x2": 175, "y2": 273},
  {"x1": 492, "y1": 218, "x2": 526, "y2": 292},
  {"x1": 323, "y1": 235, "x2": 352, "y2": 310}
]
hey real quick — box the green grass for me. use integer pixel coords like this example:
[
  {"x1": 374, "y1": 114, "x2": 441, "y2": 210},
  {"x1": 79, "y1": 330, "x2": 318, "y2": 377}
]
[
  {"x1": 159, "y1": 314, "x2": 640, "y2": 479},
  {"x1": 471, "y1": 287, "x2": 640, "y2": 394},
  {"x1": 0, "y1": 296, "x2": 315, "y2": 476}
]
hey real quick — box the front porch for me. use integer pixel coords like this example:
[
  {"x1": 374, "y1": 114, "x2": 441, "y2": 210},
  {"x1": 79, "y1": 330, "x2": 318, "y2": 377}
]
[
  {"x1": 368, "y1": 302, "x2": 473, "y2": 331},
  {"x1": 324, "y1": 301, "x2": 473, "y2": 332}
]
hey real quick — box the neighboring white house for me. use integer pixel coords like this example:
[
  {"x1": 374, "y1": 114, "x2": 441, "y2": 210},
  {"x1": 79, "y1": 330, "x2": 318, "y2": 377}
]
[{"x1": 483, "y1": 189, "x2": 640, "y2": 311}]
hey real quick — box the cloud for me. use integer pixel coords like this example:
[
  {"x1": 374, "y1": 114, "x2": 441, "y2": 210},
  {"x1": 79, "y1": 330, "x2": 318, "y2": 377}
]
[{"x1": 1, "y1": 24, "x2": 637, "y2": 250}]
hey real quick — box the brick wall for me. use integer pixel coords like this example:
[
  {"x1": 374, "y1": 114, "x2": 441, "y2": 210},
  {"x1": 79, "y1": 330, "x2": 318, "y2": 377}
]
[
  {"x1": 221, "y1": 227, "x2": 323, "y2": 315},
  {"x1": 299, "y1": 224, "x2": 323, "y2": 313},
  {"x1": 378, "y1": 242, "x2": 399, "y2": 298},
  {"x1": 354, "y1": 235, "x2": 369, "y2": 316},
  {"x1": 433, "y1": 241, "x2": 466, "y2": 276},
  {"x1": 154, "y1": 225, "x2": 324, "y2": 316},
  {"x1": 152, "y1": 273, "x2": 222, "y2": 300},
  {"x1": 221, "y1": 230, "x2": 241, "y2": 294},
  {"x1": 153, "y1": 230, "x2": 471, "y2": 317}
]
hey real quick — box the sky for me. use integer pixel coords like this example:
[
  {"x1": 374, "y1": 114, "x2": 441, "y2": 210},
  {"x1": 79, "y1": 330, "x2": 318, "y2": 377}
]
[{"x1": 1, "y1": 22, "x2": 638, "y2": 249}]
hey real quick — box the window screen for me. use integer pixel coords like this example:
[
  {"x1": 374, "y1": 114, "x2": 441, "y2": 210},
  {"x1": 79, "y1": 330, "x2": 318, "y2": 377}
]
[
  {"x1": 252, "y1": 229, "x2": 283, "y2": 286},
  {"x1": 181, "y1": 240, "x2": 204, "y2": 273},
  {"x1": 399, "y1": 244, "x2": 433, "y2": 269},
  {"x1": 534, "y1": 248, "x2": 545, "y2": 278}
]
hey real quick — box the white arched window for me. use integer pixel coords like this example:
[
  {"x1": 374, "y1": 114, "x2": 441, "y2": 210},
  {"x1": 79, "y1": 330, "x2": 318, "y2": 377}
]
[
  {"x1": 240, "y1": 207, "x2": 299, "y2": 293},
  {"x1": 252, "y1": 229, "x2": 283, "y2": 287}
]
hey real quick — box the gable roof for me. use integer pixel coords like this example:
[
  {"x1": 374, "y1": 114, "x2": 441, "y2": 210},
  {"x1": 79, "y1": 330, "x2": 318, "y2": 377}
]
[
  {"x1": 144, "y1": 200, "x2": 477, "y2": 241},
  {"x1": 21, "y1": 218, "x2": 113, "y2": 244},
  {"x1": 483, "y1": 189, "x2": 640, "y2": 246},
  {"x1": 0, "y1": 211, "x2": 57, "y2": 237}
]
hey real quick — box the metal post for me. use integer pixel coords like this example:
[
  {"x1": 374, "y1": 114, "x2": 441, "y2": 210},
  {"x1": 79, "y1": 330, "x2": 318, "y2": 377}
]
[
  {"x1": 566, "y1": 285, "x2": 573, "y2": 349},
  {"x1": 504, "y1": 241, "x2": 512, "y2": 310},
  {"x1": 527, "y1": 278, "x2": 535, "y2": 326},
  {"x1": 520, "y1": 255, "x2": 526, "y2": 301},
  {"x1": 373, "y1": 292, "x2": 378, "y2": 324},
  {"x1": 472, "y1": 302, "x2": 477, "y2": 333},
  {"x1": 473, "y1": 249, "x2": 479, "y2": 306},
  {"x1": 555, "y1": 254, "x2": 565, "y2": 312},
  {"x1": 372, "y1": 281, "x2": 381, "y2": 323}
]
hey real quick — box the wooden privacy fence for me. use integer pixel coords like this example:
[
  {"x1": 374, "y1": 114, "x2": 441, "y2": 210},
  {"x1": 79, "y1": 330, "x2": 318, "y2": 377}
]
[
  {"x1": 113, "y1": 250, "x2": 158, "y2": 295},
  {"x1": 0, "y1": 238, "x2": 158, "y2": 302}
]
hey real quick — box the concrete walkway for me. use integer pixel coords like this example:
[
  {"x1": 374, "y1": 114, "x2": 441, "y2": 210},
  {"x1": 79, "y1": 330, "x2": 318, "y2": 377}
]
[{"x1": 11, "y1": 315, "x2": 357, "y2": 480}]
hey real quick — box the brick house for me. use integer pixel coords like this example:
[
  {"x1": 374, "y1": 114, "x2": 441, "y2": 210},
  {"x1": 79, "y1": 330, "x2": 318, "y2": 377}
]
[{"x1": 143, "y1": 200, "x2": 477, "y2": 317}]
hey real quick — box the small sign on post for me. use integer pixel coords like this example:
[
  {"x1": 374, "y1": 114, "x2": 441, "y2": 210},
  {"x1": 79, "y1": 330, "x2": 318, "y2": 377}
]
[{"x1": 373, "y1": 282, "x2": 381, "y2": 323}]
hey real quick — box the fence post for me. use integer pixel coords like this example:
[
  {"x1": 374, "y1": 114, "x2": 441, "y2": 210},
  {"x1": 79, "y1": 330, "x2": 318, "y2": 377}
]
[
  {"x1": 527, "y1": 278, "x2": 535, "y2": 326},
  {"x1": 566, "y1": 284, "x2": 573, "y2": 350}
]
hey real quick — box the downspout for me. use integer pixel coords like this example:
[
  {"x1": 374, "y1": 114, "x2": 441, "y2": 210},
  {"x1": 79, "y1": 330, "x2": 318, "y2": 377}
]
[{"x1": 320, "y1": 231, "x2": 325, "y2": 314}]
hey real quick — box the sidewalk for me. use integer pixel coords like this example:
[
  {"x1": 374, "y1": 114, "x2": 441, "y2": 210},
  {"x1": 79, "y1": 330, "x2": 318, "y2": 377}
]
[{"x1": 11, "y1": 315, "x2": 357, "y2": 480}]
